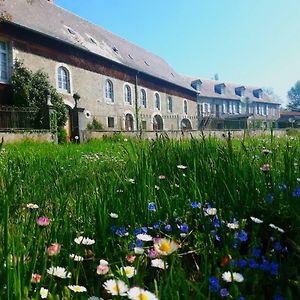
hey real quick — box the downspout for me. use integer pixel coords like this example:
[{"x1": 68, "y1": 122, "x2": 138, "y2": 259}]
[{"x1": 134, "y1": 72, "x2": 139, "y2": 131}]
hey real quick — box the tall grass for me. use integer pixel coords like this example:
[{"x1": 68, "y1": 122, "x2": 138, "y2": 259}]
[{"x1": 0, "y1": 135, "x2": 299, "y2": 299}]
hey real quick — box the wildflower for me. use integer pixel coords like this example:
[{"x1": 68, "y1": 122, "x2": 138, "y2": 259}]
[
  {"x1": 238, "y1": 259, "x2": 247, "y2": 268},
  {"x1": 148, "y1": 202, "x2": 156, "y2": 211},
  {"x1": 238, "y1": 230, "x2": 248, "y2": 242},
  {"x1": 292, "y1": 187, "x2": 300, "y2": 197},
  {"x1": 266, "y1": 193, "x2": 274, "y2": 203},
  {"x1": 164, "y1": 224, "x2": 172, "y2": 232},
  {"x1": 31, "y1": 273, "x2": 41, "y2": 284},
  {"x1": 222, "y1": 271, "x2": 244, "y2": 282},
  {"x1": 68, "y1": 285, "x2": 87, "y2": 292},
  {"x1": 278, "y1": 184, "x2": 287, "y2": 192},
  {"x1": 274, "y1": 294, "x2": 284, "y2": 300},
  {"x1": 148, "y1": 248, "x2": 158, "y2": 259},
  {"x1": 209, "y1": 276, "x2": 219, "y2": 292},
  {"x1": 154, "y1": 238, "x2": 179, "y2": 256},
  {"x1": 74, "y1": 236, "x2": 95, "y2": 245},
  {"x1": 69, "y1": 254, "x2": 84, "y2": 261},
  {"x1": 191, "y1": 201, "x2": 201, "y2": 209},
  {"x1": 273, "y1": 242, "x2": 282, "y2": 251},
  {"x1": 40, "y1": 287, "x2": 48, "y2": 299},
  {"x1": 248, "y1": 259, "x2": 259, "y2": 269},
  {"x1": 26, "y1": 203, "x2": 39, "y2": 209},
  {"x1": 204, "y1": 207, "x2": 217, "y2": 216},
  {"x1": 261, "y1": 164, "x2": 271, "y2": 172},
  {"x1": 136, "y1": 233, "x2": 152, "y2": 242},
  {"x1": 154, "y1": 185, "x2": 160, "y2": 190},
  {"x1": 220, "y1": 288, "x2": 229, "y2": 297},
  {"x1": 141, "y1": 226, "x2": 148, "y2": 233},
  {"x1": 227, "y1": 223, "x2": 239, "y2": 230},
  {"x1": 128, "y1": 179, "x2": 135, "y2": 184},
  {"x1": 220, "y1": 255, "x2": 231, "y2": 267},
  {"x1": 47, "y1": 243, "x2": 61, "y2": 256},
  {"x1": 47, "y1": 266, "x2": 71, "y2": 278},
  {"x1": 97, "y1": 260, "x2": 109, "y2": 275},
  {"x1": 180, "y1": 223, "x2": 189, "y2": 233},
  {"x1": 252, "y1": 247, "x2": 262, "y2": 258},
  {"x1": 126, "y1": 255, "x2": 136, "y2": 263},
  {"x1": 111, "y1": 225, "x2": 117, "y2": 233},
  {"x1": 177, "y1": 164, "x2": 187, "y2": 169},
  {"x1": 269, "y1": 224, "x2": 285, "y2": 233},
  {"x1": 151, "y1": 258, "x2": 168, "y2": 269},
  {"x1": 136, "y1": 239, "x2": 143, "y2": 247},
  {"x1": 37, "y1": 216, "x2": 50, "y2": 227},
  {"x1": 120, "y1": 266, "x2": 136, "y2": 278},
  {"x1": 260, "y1": 257, "x2": 270, "y2": 271},
  {"x1": 158, "y1": 175, "x2": 165, "y2": 180},
  {"x1": 109, "y1": 213, "x2": 119, "y2": 218},
  {"x1": 127, "y1": 287, "x2": 158, "y2": 300},
  {"x1": 134, "y1": 247, "x2": 145, "y2": 255},
  {"x1": 250, "y1": 216, "x2": 263, "y2": 223},
  {"x1": 211, "y1": 230, "x2": 221, "y2": 241},
  {"x1": 103, "y1": 279, "x2": 128, "y2": 296},
  {"x1": 153, "y1": 222, "x2": 159, "y2": 229},
  {"x1": 270, "y1": 262, "x2": 279, "y2": 275},
  {"x1": 262, "y1": 148, "x2": 272, "y2": 154}
]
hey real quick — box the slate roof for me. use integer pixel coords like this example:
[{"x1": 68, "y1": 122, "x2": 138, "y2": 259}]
[{"x1": 1, "y1": 0, "x2": 280, "y2": 105}]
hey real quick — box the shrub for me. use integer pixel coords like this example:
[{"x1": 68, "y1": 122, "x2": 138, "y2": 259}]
[{"x1": 87, "y1": 117, "x2": 104, "y2": 130}]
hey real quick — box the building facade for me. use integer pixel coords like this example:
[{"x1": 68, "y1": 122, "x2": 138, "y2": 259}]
[{"x1": 0, "y1": 0, "x2": 280, "y2": 136}]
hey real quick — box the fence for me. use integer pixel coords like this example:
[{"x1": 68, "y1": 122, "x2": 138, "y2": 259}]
[{"x1": 0, "y1": 106, "x2": 38, "y2": 130}]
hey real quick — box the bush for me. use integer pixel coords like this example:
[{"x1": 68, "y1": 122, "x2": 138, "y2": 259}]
[
  {"x1": 87, "y1": 117, "x2": 103, "y2": 130},
  {"x1": 57, "y1": 127, "x2": 68, "y2": 144}
]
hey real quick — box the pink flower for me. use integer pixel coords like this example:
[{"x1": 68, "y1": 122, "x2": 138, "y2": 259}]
[
  {"x1": 96, "y1": 264, "x2": 109, "y2": 275},
  {"x1": 47, "y1": 243, "x2": 61, "y2": 256},
  {"x1": 126, "y1": 255, "x2": 136, "y2": 263},
  {"x1": 31, "y1": 273, "x2": 41, "y2": 284},
  {"x1": 37, "y1": 217, "x2": 51, "y2": 226},
  {"x1": 260, "y1": 164, "x2": 271, "y2": 173},
  {"x1": 148, "y1": 248, "x2": 158, "y2": 259},
  {"x1": 158, "y1": 175, "x2": 165, "y2": 180}
]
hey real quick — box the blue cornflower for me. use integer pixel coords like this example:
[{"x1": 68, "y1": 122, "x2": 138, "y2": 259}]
[
  {"x1": 134, "y1": 228, "x2": 142, "y2": 235},
  {"x1": 136, "y1": 239, "x2": 143, "y2": 247},
  {"x1": 148, "y1": 202, "x2": 156, "y2": 211},
  {"x1": 278, "y1": 184, "x2": 287, "y2": 192},
  {"x1": 238, "y1": 297, "x2": 245, "y2": 300},
  {"x1": 266, "y1": 193, "x2": 274, "y2": 203},
  {"x1": 220, "y1": 288, "x2": 229, "y2": 297},
  {"x1": 213, "y1": 217, "x2": 220, "y2": 228},
  {"x1": 211, "y1": 230, "x2": 220, "y2": 241},
  {"x1": 260, "y1": 257, "x2": 270, "y2": 271},
  {"x1": 141, "y1": 226, "x2": 148, "y2": 233},
  {"x1": 292, "y1": 187, "x2": 300, "y2": 197},
  {"x1": 274, "y1": 294, "x2": 284, "y2": 300},
  {"x1": 274, "y1": 242, "x2": 282, "y2": 251},
  {"x1": 153, "y1": 222, "x2": 159, "y2": 230},
  {"x1": 270, "y1": 262, "x2": 279, "y2": 276},
  {"x1": 165, "y1": 224, "x2": 172, "y2": 232},
  {"x1": 233, "y1": 242, "x2": 238, "y2": 249},
  {"x1": 128, "y1": 243, "x2": 135, "y2": 250},
  {"x1": 239, "y1": 230, "x2": 248, "y2": 242},
  {"x1": 209, "y1": 276, "x2": 219, "y2": 293},
  {"x1": 116, "y1": 227, "x2": 128, "y2": 237},
  {"x1": 111, "y1": 225, "x2": 117, "y2": 233},
  {"x1": 180, "y1": 223, "x2": 189, "y2": 233},
  {"x1": 252, "y1": 247, "x2": 262, "y2": 258},
  {"x1": 191, "y1": 201, "x2": 201, "y2": 209},
  {"x1": 239, "y1": 259, "x2": 247, "y2": 268},
  {"x1": 248, "y1": 259, "x2": 259, "y2": 269}
]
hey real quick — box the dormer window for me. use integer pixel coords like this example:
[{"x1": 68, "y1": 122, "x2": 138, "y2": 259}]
[
  {"x1": 191, "y1": 79, "x2": 202, "y2": 91},
  {"x1": 253, "y1": 89, "x2": 263, "y2": 99},
  {"x1": 112, "y1": 47, "x2": 119, "y2": 53},
  {"x1": 235, "y1": 86, "x2": 245, "y2": 97},
  {"x1": 215, "y1": 83, "x2": 226, "y2": 94},
  {"x1": 65, "y1": 26, "x2": 76, "y2": 35}
]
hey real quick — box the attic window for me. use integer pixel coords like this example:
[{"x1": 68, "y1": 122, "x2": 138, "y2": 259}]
[
  {"x1": 235, "y1": 86, "x2": 245, "y2": 97},
  {"x1": 215, "y1": 83, "x2": 226, "y2": 94},
  {"x1": 89, "y1": 37, "x2": 97, "y2": 45},
  {"x1": 144, "y1": 61, "x2": 150, "y2": 66},
  {"x1": 253, "y1": 89, "x2": 263, "y2": 99},
  {"x1": 171, "y1": 72, "x2": 175, "y2": 77},
  {"x1": 112, "y1": 47, "x2": 119, "y2": 53},
  {"x1": 128, "y1": 54, "x2": 133, "y2": 59},
  {"x1": 66, "y1": 27, "x2": 76, "y2": 35}
]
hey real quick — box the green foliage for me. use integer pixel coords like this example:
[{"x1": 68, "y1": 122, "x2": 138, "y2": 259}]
[
  {"x1": 87, "y1": 117, "x2": 104, "y2": 130},
  {"x1": 10, "y1": 60, "x2": 67, "y2": 128},
  {"x1": 57, "y1": 127, "x2": 68, "y2": 144},
  {"x1": 286, "y1": 127, "x2": 299, "y2": 137},
  {"x1": 287, "y1": 81, "x2": 300, "y2": 111}
]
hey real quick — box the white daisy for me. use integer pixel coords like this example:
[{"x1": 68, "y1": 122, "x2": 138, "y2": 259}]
[
  {"x1": 136, "y1": 233, "x2": 153, "y2": 242},
  {"x1": 269, "y1": 224, "x2": 285, "y2": 233},
  {"x1": 227, "y1": 223, "x2": 239, "y2": 230},
  {"x1": 26, "y1": 203, "x2": 39, "y2": 209},
  {"x1": 204, "y1": 208, "x2": 217, "y2": 216},
  {"x1": 134, "y1": 247, "x2": 145, "y2": 255},
  {"x1": 127, "y1": 287, "x2": 158, "y2": 300},
  {"x1": 151, "y1": 258, "x2": 168, "y2": 269},
  {"x1": 222, "y1": 271, "x2": 244, "y2": 282},
  {"x1": 109, "y1": 213, "x2": 119, "y2": 219},
  {"x1": 128, "y1": 179, "x2": 135, "y2": 184},
  {"x1": 103, "y1": 279, "x2": 128, "y2": 296},
  {"x1": 120, "y1": 266, "x2": 136, "y2": 278},
  {"x1": 69, "y1": 254, "x2": 84, "y2": 261},
  {"x1": 68, "y1": 285, "x2": 87, "y2": 292},
  {"x1": 74, "y1": 236, "x2": 95, "y2": 245},
  {"x1": 47, "y1": 266, "x2": 71, "y2": 279},
  {"x1": 177, "y1": 165, "x2": 187, "y2": 169},
  {"x1": 250, "y1": 216, "x2": 263, "y2": 224},
  {"x1": 153, "y1": 238, "x2": 179, "y2": 256},
  {"x1": 40, "y1": 287, "x2": 48, "y2": 299}
]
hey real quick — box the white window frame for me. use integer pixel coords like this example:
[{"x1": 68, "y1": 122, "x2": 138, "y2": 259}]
[
  {"x1": 0, "y1": 40, "x2": 9, "y2": 83},
  {"x1": 124, "y1": 84, "x2": 132, "y2": 105},
  {"x1": 56, "y1": 65, "x2": 72, "y2": 94},
  {"x1": 140, "y1": 88, "x2": 147, "y2": 108},
  {"x1": 167, "y1": 96, "x2": 173, "y2": 113},
  {"x1": 105, "y1": 79, "x2": 114, "y2": 103},
  {"x1": 154, "y1": 92, "x2": 160, "y2": 110}
]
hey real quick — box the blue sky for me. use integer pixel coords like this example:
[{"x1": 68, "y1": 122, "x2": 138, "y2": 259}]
[{"x1": 56, "y1": 0, "x2": 300, "y2": 105}]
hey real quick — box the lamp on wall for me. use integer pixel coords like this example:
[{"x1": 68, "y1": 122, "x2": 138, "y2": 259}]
[{"x1": 73, "y1": 93, "x2": 81, "y2": 108}]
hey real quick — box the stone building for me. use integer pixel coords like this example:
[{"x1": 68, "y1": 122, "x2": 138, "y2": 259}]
[{"x1": 0, "y1": 0, "x2": 280, "y2": 137}]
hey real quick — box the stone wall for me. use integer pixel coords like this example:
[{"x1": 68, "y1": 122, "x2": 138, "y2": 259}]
[{"x1": 0, "y1": 131, "x2": 54, "y2": 143}]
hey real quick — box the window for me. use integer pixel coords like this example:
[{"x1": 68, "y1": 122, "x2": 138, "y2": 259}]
[
  {"x1": 154, "y1": 93, "x2": 160, "y2": 110},
  {"x1": 263, "y1": 104, "x2": 267, "y2": 115},
  {"x1": 167, "y1": 96, "x2": 173, "y2": 113},
  {"x1": 57, "y1": 66, "x2": 70, "y2": 93},
  {"x1": 124, "y1": 85, "x2": 132, "y2": 105},
  {"x1": 204, "y1": 103, "x2": 209, "y2": 113},
  {"x1": 108, "y1": 117, "x2": 114, "y2": 128},
  {"x1": 105, "y1": 79, "x2": 114, "y2": 102},
  {"x1": 142, "y1": 120, "x2": 147, "y2": 130},
  {"x1": 183, "y1": 100, "x2": 188, "y2": 114},
  {"x1": 0, "y1": 41, "x2": 9, "y2": 81},
  {"x1": 140, "y1": 89, "x2": 147, "y2": 108}
]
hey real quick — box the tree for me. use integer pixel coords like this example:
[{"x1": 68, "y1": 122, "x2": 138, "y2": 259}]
[
  {"x1": 287, "y1": 81, "x2": 300, "y2": 111},
  {"x1": 10, "y1": 60, "x2": 67, "y2": 128}
]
